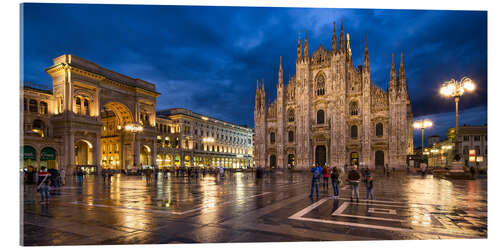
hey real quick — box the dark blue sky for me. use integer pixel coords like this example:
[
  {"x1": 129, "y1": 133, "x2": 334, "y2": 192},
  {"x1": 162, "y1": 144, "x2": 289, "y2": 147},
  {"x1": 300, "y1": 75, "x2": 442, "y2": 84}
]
[{"x1": 21, "y1": 4, "x2": 487, "y2": 145}]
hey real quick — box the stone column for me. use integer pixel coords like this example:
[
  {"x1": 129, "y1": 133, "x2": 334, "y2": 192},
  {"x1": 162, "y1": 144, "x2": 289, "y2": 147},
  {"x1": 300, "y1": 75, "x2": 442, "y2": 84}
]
[
  {"x1": 95, "y1": 133, "x2": 102, "y2": 174},
  {"x1": 133, "y1": 134, "x2": 140, "y2": 168},
  {"x1": 66, "y1": 132, "x2": 75, "y2": 176}
]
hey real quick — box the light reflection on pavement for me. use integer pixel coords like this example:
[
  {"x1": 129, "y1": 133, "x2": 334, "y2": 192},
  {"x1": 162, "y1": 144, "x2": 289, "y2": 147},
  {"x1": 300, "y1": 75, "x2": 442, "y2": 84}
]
[{"x1": 22, "y1": 170, "x2": 487, "y2": 245}]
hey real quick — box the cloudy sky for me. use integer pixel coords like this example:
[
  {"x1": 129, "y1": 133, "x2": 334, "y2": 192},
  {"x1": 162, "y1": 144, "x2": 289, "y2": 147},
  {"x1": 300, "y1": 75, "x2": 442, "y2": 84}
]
[{"x1": 21, "y1": 4, "x2": 487, "y2": 146}]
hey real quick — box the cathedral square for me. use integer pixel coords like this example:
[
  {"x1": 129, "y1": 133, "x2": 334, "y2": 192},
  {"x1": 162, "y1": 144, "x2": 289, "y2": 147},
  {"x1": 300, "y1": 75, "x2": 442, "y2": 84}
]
[{"x1": 18, "y1": 4, "x2": 488, "y2": 247}]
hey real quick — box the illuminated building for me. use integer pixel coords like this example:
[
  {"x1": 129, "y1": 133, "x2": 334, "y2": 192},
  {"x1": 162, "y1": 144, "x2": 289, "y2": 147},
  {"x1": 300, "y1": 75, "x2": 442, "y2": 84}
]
[
  {"x1": 21, "y1": 54, "x2": 253, "y2": 174},
  {"x1": 254, "y1": 21, "x2": 413, "y2": 169}
]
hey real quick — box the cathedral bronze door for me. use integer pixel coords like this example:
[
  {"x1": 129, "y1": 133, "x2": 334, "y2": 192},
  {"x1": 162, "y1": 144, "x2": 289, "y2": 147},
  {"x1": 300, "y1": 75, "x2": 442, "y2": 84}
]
[
  {"x1": 287, "y1": 154, "x2": 295, "y2": 168},
  {"x1": 315, "y1": 145, "x2": 326, "y2": 167},
  {"x1": 270, "y1": 155, "x2": 276, "y2": 168},
  {"x1": 375, "y1": 151, "x2": 385, "y2": 169},
  {"x1": 350, "y1": 152, "x2": 359, "y2": 166}
]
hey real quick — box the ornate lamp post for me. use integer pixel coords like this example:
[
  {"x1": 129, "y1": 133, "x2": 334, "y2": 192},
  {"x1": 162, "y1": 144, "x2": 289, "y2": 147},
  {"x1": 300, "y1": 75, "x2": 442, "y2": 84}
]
[
  {"x1": 413, "y1": 119, "x2": 433, "y2": 154},
  {"x1": 124, "y1": 123, "x2": 143, "y2": 169},
  {"x1": 439, "y1": 77, "x2": 475, "y2": 159}
]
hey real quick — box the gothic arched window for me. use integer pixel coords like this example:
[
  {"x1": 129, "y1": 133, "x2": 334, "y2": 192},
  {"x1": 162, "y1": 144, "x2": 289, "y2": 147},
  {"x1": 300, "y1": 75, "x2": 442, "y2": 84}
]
[
  {"x1": 376, "y1": 123, "x2": 383, "y2": 137},
  {"x1": 75, "y1": 97, "x2": 82, "y2": 114},
  {"x1": 350, "y1": 101, "x2": 358, "y2": 116},
  {"x1": 317, "y1": 110, "x2": 325, "y2": 124},
  {"x1": 351, "y1": 125, "x2": 358, "y2": 139},
  {"x1": 270, "y1": 132, "x2": 275, "y2": 144},
  {"x1": 288, "y1": 131, "x2": 294, "y2": 143},
  {"x1": 288, "y1": 109, "x2": 295, "y2": 122},
  {"x1": 316, "y1": 74, "x2": 325, "y2": 96}
]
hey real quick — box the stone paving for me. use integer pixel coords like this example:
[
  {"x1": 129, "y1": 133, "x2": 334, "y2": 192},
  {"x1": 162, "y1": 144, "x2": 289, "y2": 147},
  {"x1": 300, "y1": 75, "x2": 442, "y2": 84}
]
[{"x1": 21, "y1": 170, "x2": 487, "y2": 245}]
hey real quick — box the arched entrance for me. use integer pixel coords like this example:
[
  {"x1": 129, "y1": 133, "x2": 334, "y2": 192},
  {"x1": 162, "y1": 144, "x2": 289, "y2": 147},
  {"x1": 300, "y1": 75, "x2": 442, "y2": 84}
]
[
  {"x1": 140, "y1": 145, "x2": 151, "y2": 166},
  {"x1": 101, "y1": 102, "x2": 134, "y2": 170},
  {"x1": 40, "y1": 147, "x2": 58, "y2": 169},
  {"x1": 75, "y1": 140, "x2": 95, "y2": 174},
  {"x1": 270, "y1": 155, "x2": 276, "y2": 168},
  {"x1": 21, "y1": 145, "x2": 37, "y2": 170},
  {"x1": 315, "y1": 145, "x2": 326, "y2": 167},
  {"x1": 288, "y1": 154, "x2": 295, "y2": 168},
  {"x1": 350, "y1": 152, "x2": 359, "y2": 166},
  {"x1": 375, "y1": 151, "x2": 385, "y2": 169}
]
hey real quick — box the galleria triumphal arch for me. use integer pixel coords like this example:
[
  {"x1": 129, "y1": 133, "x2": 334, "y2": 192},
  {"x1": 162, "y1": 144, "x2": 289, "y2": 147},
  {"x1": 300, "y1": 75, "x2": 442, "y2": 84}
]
[{"x1": 45, "y1": 54, "x2": 160, "y2": 175}]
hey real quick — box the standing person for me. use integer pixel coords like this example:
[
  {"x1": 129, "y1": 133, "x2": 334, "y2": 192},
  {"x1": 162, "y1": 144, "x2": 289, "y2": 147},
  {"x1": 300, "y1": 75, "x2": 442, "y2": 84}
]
[
  {"x1": 330, "y1": 167, "x2": 340, "y2": 198},
  {"x1": 365, "y1": 171, "x2": 374, "y2": 200},
  {"x1": 219, "y1": 166, "x2": 224, "y2": 178},
  {"x1": 107, "y1": 169, "x2": 113, "y2": 183},
  {"x1": 102, "y1": 169, "x2": 107, "y2": 183},
  {"x1": 77, "y1": 168, "x2": 83, "y2": 185},
  {"x1": 309, "y1": 164, "x2": 322, "y2": 198},
  {"x1": 385, "y1": 164, "x2": 389, "y2": 176},
  {"x1": 347, "y1": 165, "x2": 361, "y2": 202},
  {"x1": 322, "y1": 166, "x2": 329, "y2": 191},
  {"x1": 60, "y1": 168, "x2": 66, "y2": 186},
  {"x1": 37, "y1": 167, "x2": 51, "y2": 204}
]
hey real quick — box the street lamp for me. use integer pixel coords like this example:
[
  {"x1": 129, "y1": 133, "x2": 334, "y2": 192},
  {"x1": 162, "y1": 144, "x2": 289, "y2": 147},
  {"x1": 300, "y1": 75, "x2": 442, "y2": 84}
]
[
  {"x1": 124, "y1": 123, "x2": 143, "y2": 169},
  {"x1": 413, "y1": 119, "x2": 433, "y2": 155},
  {"x1": 440, "y1": 77, "x2": 475, "y2": 159}
]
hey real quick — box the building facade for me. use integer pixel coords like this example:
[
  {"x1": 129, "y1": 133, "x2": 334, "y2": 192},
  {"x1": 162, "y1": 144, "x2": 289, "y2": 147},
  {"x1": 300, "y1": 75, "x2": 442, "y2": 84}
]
[
  {"x1": 254, "y1": 22, "x2": 413, "y2": 170},
  {"x1": 155, "y1": 108, "x2": 253, "y2": 169},
  {"x1": 457, "y1": 125, "x2": 487, "y2": 169},
  {"x1": 21, "y1": 54, "x2": 253, "y2": 175}
]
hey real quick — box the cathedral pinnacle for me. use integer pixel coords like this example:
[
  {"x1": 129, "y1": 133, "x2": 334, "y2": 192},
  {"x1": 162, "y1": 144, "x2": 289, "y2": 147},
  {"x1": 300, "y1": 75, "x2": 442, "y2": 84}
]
[
  {"x1": 364, "y1": 34, "x2": 369, "y2": 68},
  {"x1": 390, "y1": 53, "x2": 396, "y2": 88},
  {"x1": 278, "y1": 56, "x2": 283, "y2": 86},
  {"x1": 297, "y1": 31, "x2": 302, "y2": 63},
  {"x1": 304, "y1": 29, "x2": 309, "y2": 60},
  {"x1": 339, "y1": 19, "x2": 345, "y2": 53},
  {"x1": 332, "y1": 21, "x2": 337, "y2": 53}
]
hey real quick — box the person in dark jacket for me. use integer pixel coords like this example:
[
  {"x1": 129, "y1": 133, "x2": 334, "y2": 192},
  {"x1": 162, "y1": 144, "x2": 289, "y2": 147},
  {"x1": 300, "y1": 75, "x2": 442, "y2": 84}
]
[
  {"x1": 365, "y1": 170, "x2": 374, "y2": 200},
  {"x1": 347, "y1": 165, "x2": 361, "y2": 202},
  {"x1": 330, "y1": 167, "x2": 340, "y2": 198}
]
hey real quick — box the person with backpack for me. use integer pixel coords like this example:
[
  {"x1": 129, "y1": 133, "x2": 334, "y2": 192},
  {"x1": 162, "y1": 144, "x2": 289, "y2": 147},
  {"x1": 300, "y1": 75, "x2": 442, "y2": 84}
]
[
  {"x1": 365, "y1": 171, "x2": 374, "y2": 200},
  {"x1": 37, "y1": 167, "x2": 51, "y2": 204},
  {"x1": 309, "y1": 164, "x2": 322, "y2": 198},
  {"x1": 347, "y1": 165, "x2": 361, "y2": 202},
  {"x1": 330, "y1": 167, "x2": 340, "y2": 198},
  {"x1": 322, "y1": 166, "x2": 329, "y2": 191}
]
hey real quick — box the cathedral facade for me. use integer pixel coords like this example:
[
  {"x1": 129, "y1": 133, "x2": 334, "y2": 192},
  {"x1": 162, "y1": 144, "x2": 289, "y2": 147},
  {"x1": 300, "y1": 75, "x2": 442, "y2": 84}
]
[{"x1": 254, "y1": 21, "x2": 413, "y2": 170}]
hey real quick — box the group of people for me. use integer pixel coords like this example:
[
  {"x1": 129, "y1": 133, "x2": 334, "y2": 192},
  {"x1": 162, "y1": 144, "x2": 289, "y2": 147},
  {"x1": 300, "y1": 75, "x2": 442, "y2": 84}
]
[
  {"x1": 32, "y1": 167, "x2": 67, "y2": 204},
  {"x1": 310, "y1": 164, "x2": 374, "y2": 201},
  {"x1": 101, "y1": 169, "x2": 115, "y2": 183}
]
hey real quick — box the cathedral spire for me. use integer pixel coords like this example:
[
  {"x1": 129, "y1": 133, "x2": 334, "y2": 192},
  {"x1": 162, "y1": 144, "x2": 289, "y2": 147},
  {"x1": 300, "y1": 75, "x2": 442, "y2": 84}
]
[
  {"x1": 339, "y1": 19, "x2": 345, "y2": 53},
  {"x1": 304, "y1": 29, "x2": 309, "y2": 61},
  {"x1": 332, "y1": 21, "x2": 337, "y2": 53},
  {"x1": 390, "y1": 53, "x2": 396, "y2": 88},
  {"x1": 399, "y1": 51, "x2": 405, "y2": 81},
  {"x1": 278, "y1": 56, "x2": 283, "y2": 87},
  {"x1": 297, "y1": 31, "x2": 302, "y2": 63},
  {"x1": 363, "y1": 34, "x2": 370, "y2": 69}
]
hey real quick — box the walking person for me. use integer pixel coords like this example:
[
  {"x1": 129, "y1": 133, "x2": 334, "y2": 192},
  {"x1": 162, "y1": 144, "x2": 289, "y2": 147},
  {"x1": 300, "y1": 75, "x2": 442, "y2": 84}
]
[
  {"x1": 365, "y1": 170, "x2": 374, "y2": 200},
  {"x1": 322, "y1": 166, "x2": 329, "y2": 191},
  {"x1": 37, "y1": 167, "x2": 51, "y2": 204},
  {"x1": 309, "y1": 164, "x2": 322, "y2": 199},
  {"x1": 330, "y1": 167, "x2": 340, "y2": 198},
  {"x1": 107, "y1": 169, "x2": 113, "y2": 183},
  {"x1": 347, "y1": 165, "x2": 361, "y2": 202},
  {"x1": 102, "y1": 169, "x2": 107, "y2": 183}
]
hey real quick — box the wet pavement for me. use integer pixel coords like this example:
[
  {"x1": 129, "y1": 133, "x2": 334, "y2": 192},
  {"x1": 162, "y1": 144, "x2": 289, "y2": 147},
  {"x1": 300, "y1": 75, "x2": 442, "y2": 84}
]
[{"x1": 21, "y1": 170, "x2": 487, "y2": 245}]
